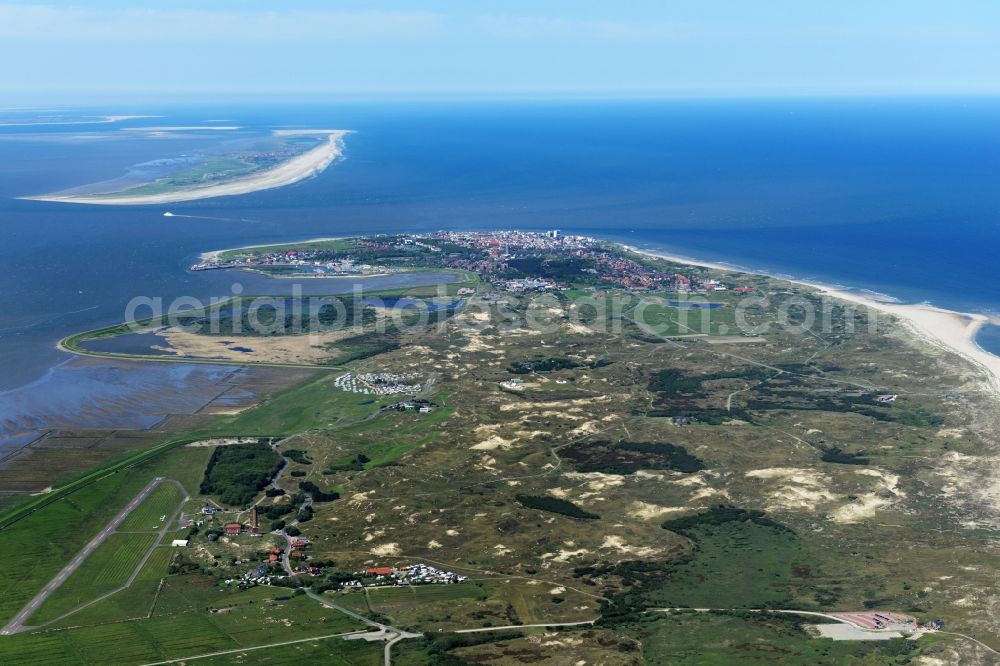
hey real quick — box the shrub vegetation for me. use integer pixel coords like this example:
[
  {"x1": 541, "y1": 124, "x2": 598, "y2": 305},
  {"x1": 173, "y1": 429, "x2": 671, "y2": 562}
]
[
  {"x1": 515, "y1": 494, "x2": 599, "y2": 520},
  {"x1": 200, "y1": 442, "x2": 282, "y2": 506}
]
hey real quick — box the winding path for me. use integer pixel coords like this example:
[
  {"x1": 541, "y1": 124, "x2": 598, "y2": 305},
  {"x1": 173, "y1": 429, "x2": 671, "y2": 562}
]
[{"x1": 454, "y1": 620, "x2": 596, "y2": 633}]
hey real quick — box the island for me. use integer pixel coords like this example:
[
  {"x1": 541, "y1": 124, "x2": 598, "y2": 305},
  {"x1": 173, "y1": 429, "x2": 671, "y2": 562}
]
[
  {"x1": 21, "y1": 129, "x2": 350, "y2": 205},
  {"x1": 1, "y1": 231, "x2": 998, "y2": 664}
]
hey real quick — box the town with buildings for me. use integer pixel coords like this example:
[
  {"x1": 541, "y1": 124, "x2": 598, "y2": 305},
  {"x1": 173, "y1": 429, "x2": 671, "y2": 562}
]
[
  {"x1": 191, "y1": 230, "x2": 729, "y2": 295},
  {"x1": 416, "y1": 230, "x2": 719, "y2": 293}
]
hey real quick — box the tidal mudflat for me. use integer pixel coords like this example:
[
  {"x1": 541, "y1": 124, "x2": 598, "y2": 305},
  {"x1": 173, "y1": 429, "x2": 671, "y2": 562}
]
[{"x1": 0, "y1": 357, "x2": 317, "y2": 500}]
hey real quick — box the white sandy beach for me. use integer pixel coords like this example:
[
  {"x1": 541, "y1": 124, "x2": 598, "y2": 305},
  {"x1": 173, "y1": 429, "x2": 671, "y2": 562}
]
[
  {"x1": 809, "y1": 287, "x2": 1000, "y2": 393},
  {"x1": 198, "y1": 235, "x2": 1000, "y2": 393},
  {"x1": 628, "y1": 245, "x2": 1000, "y2": 394},
  {"x1": 24, "y1": 129, "x2": 350, "y2": 206}
]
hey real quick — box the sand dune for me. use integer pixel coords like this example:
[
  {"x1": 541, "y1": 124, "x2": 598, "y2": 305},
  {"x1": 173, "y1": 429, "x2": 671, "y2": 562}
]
[
  {"x1": 629, "y1": 245, "x2": 1000, "y2": 396},
  {"x1": 810, "y1": 286, "x2": 1000, "y2": 394},
  {"x1": 25, "y1": 129, "x2": 350, "y2": 206}
]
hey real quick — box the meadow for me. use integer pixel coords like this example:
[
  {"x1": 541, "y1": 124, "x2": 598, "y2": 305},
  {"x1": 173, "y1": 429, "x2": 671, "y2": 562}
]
[
  {"x1": 0, "y1": 446, "x2": 211, "y2": 627},
  {"x1": 27, "y1": 532, "x2": 158, "y2": 625},
  {"x1": 2, "y1": 238, "x2": 998, "y2": 663},
  {"x1": 625, "y1": 612, "x2": 931, "y2": 665},
  {"x1": 119, "y1": 482, "x2": 185, "y2": 532},
  {"x1": 0, "y1": 581, "x2": 367, "y2": 665}
]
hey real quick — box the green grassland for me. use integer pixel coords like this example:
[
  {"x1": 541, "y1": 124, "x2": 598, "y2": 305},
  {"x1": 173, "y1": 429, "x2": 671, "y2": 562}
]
[
  {"x1": 115, "y1": 155, "x2": 259, "y2": 196},
  {"x1": 407, "y1": 628, "x2": 641, "y2": 665},
  {"x1": 343, "y1": 578, "x2": 596, "y2": 633},
  {"x1": 633, "y1": 301, "x2": 738, "y2": 338},
  {"x1": 327, "y1": 413, "x2": 450, "y2": 472},
  {"x1": 627, "y1": 612, "x2": 932, "y2": 665},
  {"x1": 189, "y1": 638, "x2": 384, "y2": 665},
  {"x1": 27, "y1": 532, "x2": 158, "y2": 625},
  {"x1": 337, "y1": 432, "x2": 438, "y2": 470},
  {"x1": 591, "y1": 509, "x2": 837, "y2": 626},
  {"x1": 217, "y1": 237, "x2": 361, "y2": 261},
  {"x1": 358, "y1": 583, "x2": 491, "y2": 628},
  {"x1": 94, "y1": 136, "x2": 323, "y2": 199},
  {"x1": 0, "y1": 446, "x2": 211, "y2": 627},
  {"x1": 0, "y1": 586, "x2": 366, "y2": 666},
  {"x1": 119, "y1": 482, "x2": 184, "y2": 532},
  {"x1": 45, "y1": 548, "x2": 174, "y2": 629},
  {"x1": 4, "y1": 243, "x2": 1000, "y2": 662},
  {"x1": 199, "y1": 373, "x2": 387, "y2": 436}
]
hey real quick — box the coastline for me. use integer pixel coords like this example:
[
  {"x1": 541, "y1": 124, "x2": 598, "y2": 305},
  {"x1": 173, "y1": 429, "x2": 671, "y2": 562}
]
[
  {"x1": 22, "y1": 130, "x2": 350, "y2": 206},
  {"x1": 626, "y1": 244, "x2": 1000, "y2": 395},
  {"x1": 197, "y1": 233, "x2": 1000, "y2": 395},
  {"x1": 240, "y1": 269, "x2": 394, "y2": 280},
  {"x1": 198, "y1": 236, "x2": 347, "y2": 262}
]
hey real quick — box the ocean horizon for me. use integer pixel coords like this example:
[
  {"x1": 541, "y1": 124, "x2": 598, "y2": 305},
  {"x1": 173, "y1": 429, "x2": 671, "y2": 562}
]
[{"x1": 3, "y1": 97, "x2": 1000, "y2": 402}]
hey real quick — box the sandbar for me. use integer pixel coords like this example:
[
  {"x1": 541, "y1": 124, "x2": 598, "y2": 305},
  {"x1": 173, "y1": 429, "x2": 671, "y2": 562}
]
[
  {"x1": 0, "y1": 114, "x2": 160, "y2": 127},
  {"x1": 23, "y1": 129, "x2": 350, "y2": 206},
  {"x1": 121, "y1": 126, "x2": 242, "y2": 132}
]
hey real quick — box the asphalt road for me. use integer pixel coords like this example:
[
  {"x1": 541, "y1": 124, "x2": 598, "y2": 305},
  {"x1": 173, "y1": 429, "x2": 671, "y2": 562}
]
[
  {"x1": 305, "y1": 589, "x2": 420, "y2": 666},
  {"x1": 0, "y1": 476, "x2": 170, "y2": 635}
]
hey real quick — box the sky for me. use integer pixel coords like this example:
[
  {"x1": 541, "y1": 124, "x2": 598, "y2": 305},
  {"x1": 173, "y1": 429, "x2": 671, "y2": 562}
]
[{"x1": 2, "y1": 0, "x2": 1000, "y2": 102}]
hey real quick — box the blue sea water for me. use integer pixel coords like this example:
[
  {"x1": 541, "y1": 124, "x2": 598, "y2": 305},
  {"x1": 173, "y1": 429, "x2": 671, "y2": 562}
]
[{"x1": 3, "y1": 97, "x2": 1000, "y2": 429}]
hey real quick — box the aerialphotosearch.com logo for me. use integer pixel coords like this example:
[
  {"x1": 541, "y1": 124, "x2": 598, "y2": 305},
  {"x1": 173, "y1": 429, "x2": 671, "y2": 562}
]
[{"x1": 122, "y1": 282, "x2": 878, "y2": 343}]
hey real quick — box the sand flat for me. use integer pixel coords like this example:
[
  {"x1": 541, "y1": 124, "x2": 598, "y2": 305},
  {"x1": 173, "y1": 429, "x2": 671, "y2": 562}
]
[{"x1": 25, "y1": 129, "x2": 350, "y2": 205}]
